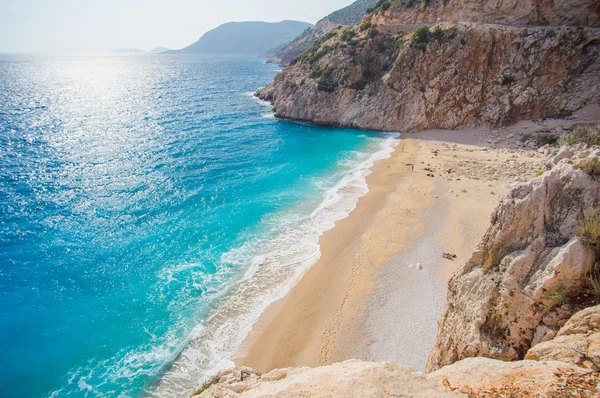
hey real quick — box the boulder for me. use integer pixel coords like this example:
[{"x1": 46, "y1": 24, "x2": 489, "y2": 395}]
[
  {"x1": 525, "y1": 305, "x2": 600, "y2": 369},
  {"x1": 430, "y1": 357, "x2": 600, "y2": 397}
]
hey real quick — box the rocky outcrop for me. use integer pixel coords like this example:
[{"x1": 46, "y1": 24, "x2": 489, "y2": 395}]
[
  {"x1": 258, "y1": 22, "x2": 600, "y2": 132},
  {"x1": 368, "y1": 0, "x2": 600, "y2": 28},
  {"x1": 430, "y1": 357, "x2": 600, "y2": 397},
  {"x1": 525, "y1": 304, "x2": 600, "y2": 369},
  {"x1": 427, "y1": 159, "x2": 600, "y2": 371},
  {"x1": 192, "y1": 359, "x2": 463, "y2": 397},
  {"x1": 258, "y1": 0, "x2": 600, "y2": 131},
  {"x1": 192, "y1": 357, "x2": 600, "y2": 397}
]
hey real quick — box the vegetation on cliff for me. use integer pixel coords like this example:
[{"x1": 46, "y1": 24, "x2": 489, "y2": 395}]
[{"x1": 267, "y1": 0, "x2": 377, "y2": 65}]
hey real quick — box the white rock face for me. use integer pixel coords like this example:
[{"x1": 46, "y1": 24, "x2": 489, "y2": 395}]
[
  {"x1": 427, "y1": 161, "x2": 599, "y2": 371},
  {"x1": 258, "y1": 22, "x2": 600, "y2": 132},
  {"x1": 429, "y1": 357, "x2": 600, "y2": 397},
  {"x1": 192, "y1": 360, "x2": 464, "y2": 397},
  {"x1": 526, "y1": 305, "x2": 600, "y2": 369},
  {"x1": 192, "y1": 357, "x2": 600, "y2": 397}
]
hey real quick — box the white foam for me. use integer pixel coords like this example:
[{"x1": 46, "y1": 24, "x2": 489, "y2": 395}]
[
  {"x1": 242, "y1": 91, "x2": 272, "y2": 108},
  {"x1": 148, "y1": 133, "x2": 400, "y2": 396}
]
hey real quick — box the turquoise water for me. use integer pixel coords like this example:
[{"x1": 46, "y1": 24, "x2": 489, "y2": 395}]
[{"x1": 0, "y1": 54, "x2": 397, "y2": 397}]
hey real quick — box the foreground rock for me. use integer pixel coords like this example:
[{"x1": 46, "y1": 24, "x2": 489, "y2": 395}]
[
  {"x1": 430, "y1": 357, "x2": 600, "y2": 397},
  {"x1": 192, "y1": 357, "x2": 600, "y2": 397},
  {"x1": 525, "y1": 304, "x2": 600, "y2": 370},
  {"x1": 427, "y1": 159, "x2": 600, "y2": 371},
  {"x1": 192, "y1": 359, "x2": 463, "y2": 397}
]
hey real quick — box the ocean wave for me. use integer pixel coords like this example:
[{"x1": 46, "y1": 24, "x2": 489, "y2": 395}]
[{"x1": 150, "y1": 132, "x2": 400, "y2": 396}]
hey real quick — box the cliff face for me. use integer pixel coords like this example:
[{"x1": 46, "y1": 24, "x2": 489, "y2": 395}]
[
  {"x1": 368, "y1": 0, "x2": 600, "y2": 27},
  {"x1": 267, "y1": 0, "x2": 377, "y2": 65},
  {"x1": 427, "y1": 149, "x2": 600, "y2": 371},
  {"x1": 258, "y1": 1, "x2": 600, "y2": 132},
  {"x1": 266, "y1": 19, "x2": 337, "y2": 66}
]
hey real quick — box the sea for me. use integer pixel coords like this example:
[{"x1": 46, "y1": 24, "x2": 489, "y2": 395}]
[{"x1": 0, "y1": 53, "x2": 397, "y2": 397}]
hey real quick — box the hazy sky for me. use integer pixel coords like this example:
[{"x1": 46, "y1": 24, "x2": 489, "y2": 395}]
[{"x1": 0, "y1": 0, "x2": 356, "y2": 53}]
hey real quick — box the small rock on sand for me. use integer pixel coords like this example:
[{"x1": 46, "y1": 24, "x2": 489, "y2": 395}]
[{"x1": 416, "y1": 263, "x2": 423, "y2": 270}]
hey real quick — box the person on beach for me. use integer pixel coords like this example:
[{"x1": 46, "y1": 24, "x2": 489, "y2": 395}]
[{"x1": 411, "y1": 164, "x2": 414, "y2": 172}]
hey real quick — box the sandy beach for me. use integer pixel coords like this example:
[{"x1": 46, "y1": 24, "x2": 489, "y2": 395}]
[{"x1": 233, "y1": 126, "x2": 550, "y2": 373}]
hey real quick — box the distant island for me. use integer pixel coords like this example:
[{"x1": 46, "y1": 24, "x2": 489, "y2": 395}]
[
  {"x1": 112, "y1": 48, "x2": 146, "y2": 53},
  {"x1": 166, "y1": 20, "x2": 313, "y2": 55},
  {"x1": 150, "y1": 47, "x2": 171, "y2": 54}
]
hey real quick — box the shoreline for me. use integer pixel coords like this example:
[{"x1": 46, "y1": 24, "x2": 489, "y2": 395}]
[
  {"x1": 234, "y1": 128, "x2": 545, "y2": 372},
  {"x1": 233, "y1": 137, "x2": 426, "y2": 370}
]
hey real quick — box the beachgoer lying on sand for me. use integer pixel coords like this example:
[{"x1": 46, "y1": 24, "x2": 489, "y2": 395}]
[{"x1": 442, "y1": 252, "x2": 457, "y2": 259}]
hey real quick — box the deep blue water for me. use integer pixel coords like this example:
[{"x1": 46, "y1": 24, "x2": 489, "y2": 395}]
[{"x1": 0, "y1": 54, "x2": 395, "y2": 397}]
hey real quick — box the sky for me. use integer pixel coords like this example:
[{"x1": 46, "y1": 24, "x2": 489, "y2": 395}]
[{"x1": 0, "y1": 0, "x2": 356, "y2": 53}]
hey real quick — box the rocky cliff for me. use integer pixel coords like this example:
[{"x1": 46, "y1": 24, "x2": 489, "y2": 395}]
[
  {"x1": 258, "y1": 1, "x2": 600, "y2": 131},
  {"x1": 427, "y1": 146, "x2": 600, "y2": 371},
  {"x1": 267, "y1": 0, "x2": 377, "y2": 65},
  {"x1": 367, "y1": 0, "x2": 600, "y2": 27}
]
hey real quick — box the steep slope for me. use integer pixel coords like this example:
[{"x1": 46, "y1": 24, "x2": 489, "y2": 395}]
[
  {"x1": 267, "y1": 0, "x2": 377, "y2": 65},
  {"x1": 168, "y1": 21, "x2": 313, "y2": 55},
  {"x1": 258, "y1": 1, "x2": 600, "y2": 131},
  {"x1": 367, "y1": 0, "x2": 600, "y2": 27}
]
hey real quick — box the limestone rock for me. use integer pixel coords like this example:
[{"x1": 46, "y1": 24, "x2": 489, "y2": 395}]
[
  {"x1": 192, "y1": 360, "x2": 464, "y2": 397},
  {"x1": 192, "y1": 358, "x2": 600, "y2": 398},
  {"x1": 525, "y1": 305, "x2": 600, "y2": 369},
  {"x1": 258, "y1": 11, "x2": 600, "y2": 132},
  {"x1": 429, "y1": 357, "x2": 600, "y2": 397},
  {"x1": 427, "y1": 162, "x2": 599, "y2": 371},
  {"x1": 368, "y1": 0, "x2": 600, "y2": 28}
]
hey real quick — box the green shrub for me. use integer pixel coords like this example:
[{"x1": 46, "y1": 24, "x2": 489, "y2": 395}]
[
  {"x1": 340, "y1": 28, "x2": 356, "y2": 42},
  {"x1": 316, "y1": 66, "x2": 337, "y2": 93},
  {"x1": 577, "y1": 209, "x2": 600, "y2": 256},
  {"x1": 560, "y1": 125, "x2": 600, "y2": 147},
  {"x1": 409, "y1": 26, "x2": 430, "y2": 51},
  {"x1": 314, "y1": 30, "x2": 337, "y2": 47},
  {"x1": 431, "y1": 26, "x2": 445, "y2": 42},
  {"x1": 537, "y1": 134, "x2": 559, "y2": 147},
  {"x1": 360, "y1": 21, "x2": 372, "y2": 31},
  {"x1": 549, "y1": 285, "x2": 569, "y2": 306},
  {"x1": 588, "y1": 270, "x2": 600, "y2": 300},
  {"x1": 575, "y1": 158, "x2": 600, "y2": 179}
]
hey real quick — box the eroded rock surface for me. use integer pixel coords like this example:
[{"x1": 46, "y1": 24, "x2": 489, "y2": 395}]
[
  {"x1": 368, "y1": 0, "x2": 600, "y2": 28},
  {"x1": 192, "y1": 357, "x2": 600, "y2": 397},
  {"x1": 192, "y1": 359, "x2": 464, "y2": 397},
  {"x1": 427, "y1": 160, "x2": 599, "y2": 371},
  {"x1": 430, "y1": 357, "x2": 600, "y2": 397},
  {"x1": 526, "y1": 304, "x2": 600, "y2": 370},
  {"x1": 258, "y1": 1, "x2": 600, "y2": 132}
]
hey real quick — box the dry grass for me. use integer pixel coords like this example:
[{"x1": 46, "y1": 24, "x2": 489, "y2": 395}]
[
  {"x1": 575, "y1": 158, "x2": 600, "y2": 179},
  {"x1": 576, "y1": 209, "x2": 600, "y2": 256}
]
